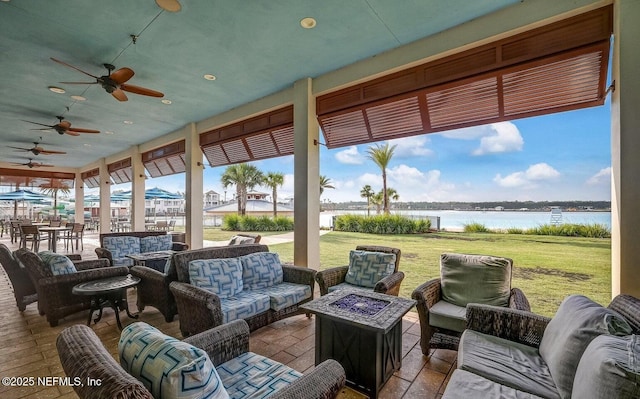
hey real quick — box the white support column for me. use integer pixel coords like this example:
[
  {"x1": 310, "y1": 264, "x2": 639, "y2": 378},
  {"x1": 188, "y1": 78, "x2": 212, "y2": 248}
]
[
  {"x1": 130, "y1": 146, "x2": 146, "y2": 231},
  {"x1": 99, "y1": 159, "x2": 111, "y2": 233},
  {"x1": 185, "y1": 123, "x2": 204, "y2": 249},
  {"x1": 611, "y1": 0, "x2": 640, "y2": 298},
  {"x1": 293, "y1": 78, "x2": 320, "y2": 268},
  {"x1": 74, "y1": 172, "x2": 84, "y2": 222}
]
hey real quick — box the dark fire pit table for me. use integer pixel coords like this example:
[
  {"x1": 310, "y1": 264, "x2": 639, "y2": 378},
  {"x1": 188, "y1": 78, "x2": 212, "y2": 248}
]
[
  {"x1": 72, "y1": 274, "x2": 140, "y2": 330},
  {"x1": 301, "y1": 290, "x2": 415, "y2": 399}
]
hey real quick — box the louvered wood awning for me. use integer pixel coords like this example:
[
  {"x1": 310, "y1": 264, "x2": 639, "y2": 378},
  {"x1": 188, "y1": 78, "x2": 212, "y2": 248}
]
[
  {"x1": 317, "y1": 6, "x2": 612, "y2": 148},
  {"x1": 108, "y1": 158, "x2": 132, "y2": 184},
  {"x1": 200, "y1": 106, "x2": 294, "y2": 167},
  {"x1": 142, "y1": 141, "x2": 186, "y2": 178},
  {"x1": 0, "y1": 168, "x2": 75, "y2": 189},
  {"x1": 81, "y1": 168, "x2": 99, "y2": 188}
]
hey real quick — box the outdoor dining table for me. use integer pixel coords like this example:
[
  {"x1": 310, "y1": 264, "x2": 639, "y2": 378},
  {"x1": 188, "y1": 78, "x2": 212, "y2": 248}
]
[{"x1": 38, "y1": 226, "x2": 71, "y2": 253}]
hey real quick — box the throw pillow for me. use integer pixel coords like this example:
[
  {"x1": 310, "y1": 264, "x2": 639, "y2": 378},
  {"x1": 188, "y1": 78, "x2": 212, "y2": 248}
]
[
  {"x1": 239, "y1": 252, "x2": 283, "y2": 289},
  {"x1": 227, "y1": 235, "x2": 256, "y2": 245},
  {"x1": 440, "y1": 253, "x2": 512, "y2": 307},
  {"x1": 140, "y1": 235, "x2": 173, "y2": 253},
  {"x1": 539, "y1": 295, "x2": 633, "y2": 399},
  {"x1": 38, "y1": 251, "x2": 77, "y2": 275},
  {"x1": 103, "y1": 236, "x2": 141, "y2": 259},
  {"x1": 344, "y1": 250, "x2": 396, "y2": 288},
  {"x1": 572, "y1": 334, "x2": 640, "y2": 399},
  {"x1": 189, "y1": 258, "x2": 243, "y2": 298},
  {"x1": 119, "y1": 322, "x2": 229, "y2": 399}
]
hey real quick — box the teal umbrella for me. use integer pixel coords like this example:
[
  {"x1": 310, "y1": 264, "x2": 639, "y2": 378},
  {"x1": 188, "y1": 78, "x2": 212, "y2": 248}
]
[{"x1": 0, "y1": 189, "x2": 50, "y2": 218}]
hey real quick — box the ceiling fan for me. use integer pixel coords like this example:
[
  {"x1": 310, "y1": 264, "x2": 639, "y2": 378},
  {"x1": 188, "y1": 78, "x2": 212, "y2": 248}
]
[
  {"x1": 22, "y1": 116, "x2": 100, "y2": 136},
  {"x1": 8, "y1": 140, "x2": 67, "y2": 155},
  {"x1": 51, "y1": 57, "x2": 164, "y2": 102},
  {"x1": 12, "y1": 159, "x2": 55, "y2": 168}
]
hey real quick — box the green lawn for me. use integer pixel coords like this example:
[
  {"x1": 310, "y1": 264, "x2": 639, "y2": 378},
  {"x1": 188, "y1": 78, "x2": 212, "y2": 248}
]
[{"x1": 226, "y1": 229, "x2": 611, "y2": 317}]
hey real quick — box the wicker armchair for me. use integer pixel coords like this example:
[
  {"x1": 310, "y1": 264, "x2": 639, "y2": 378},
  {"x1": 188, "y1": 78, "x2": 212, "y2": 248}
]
[
  {"x1": 0, "y1": 243, "x2": 37, "y2": 311},
  {"x1": 314, "y1": 245, "x2": 404, "y2": 296},
  {"x1": 169, "y1": 244, "x2": 316, "y2": 337},
  {"x1": 412, "y1": 253, "x2": 530, "y2": 353},
  {"x1": 15, "y1": 248, "x2": 129, "y2": 327},
  {"x1": 95, "y1": 231, "x2": 189, "y2": 267},
  {"x1": 57, "y1": 320, "x2": 346, "y2": 399}
]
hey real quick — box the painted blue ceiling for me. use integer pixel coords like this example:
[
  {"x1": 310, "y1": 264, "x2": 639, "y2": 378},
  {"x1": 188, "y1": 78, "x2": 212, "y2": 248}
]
[{"x1": 0, "y1": 0, "x2": 520, "y2": 168}]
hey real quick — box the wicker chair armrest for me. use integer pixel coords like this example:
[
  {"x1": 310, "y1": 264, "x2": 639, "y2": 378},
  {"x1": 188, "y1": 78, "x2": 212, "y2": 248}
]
[
  {"x1": 509, "y1": 287, "x2": 531, "y2": 311},
  {"x1": 169, "y1": 281, "x2": 223, "y2": 337},
  {"x1": 466, "y1": 304, "x2": 551, "y2": 348},
  {"x1": 57, "y1": 325, "x2": 152, "y2": 399},
  {"x1": 94, "y1": 247, "x2": 114, "y2": 265},
  {"x1": 183, "y1": 319, "x2": 250, "y2": 366},
  {"x1": 73, "y1": 258, "x2": 110, "y2": 271},
  {"x1": 374, "y1": 271, "x2": 405, "y2": 295},
  {"x1": 130, "y1": 265, "x2": 168, "y2": 282},
  {"x1": 66, "y1": 254, "x2": 82, "y2": 261},
  {"x1": 283, "y1": 265, "x2": 316, "y2": 286},
  {"x1": 39, "y1": 266, "x2": 130, "y2": 288},
  {"x1": 172, "y1": 242, "x2": 189, "y2": 251},
  {"x1": 411, "y1": 278, "x2": 442, "y2": 309},
  {"x1": 315, "y1": 266, "x2": 348, "y2": 295},
  {"x1": 269, "y1": 359, "x2": 346, "y2": 399},
  {"x1": 608, "y1": 294, "x2": 640, "y2": 333}
]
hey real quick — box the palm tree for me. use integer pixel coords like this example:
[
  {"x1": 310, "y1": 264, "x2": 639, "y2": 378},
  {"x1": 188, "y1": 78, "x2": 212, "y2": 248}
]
[
  {"x1": 40, "y1": 184, "x2": 70, "y2": 219},
  {"x1": 263, "y1": 172, "x2": 284, "y2": 218},
  {"x1": 371, "y1": 191, "x2": 384, "y2": 215},
  {"x1": 360, "y1": 185, "x2": 374, "y2": 217},
  {"x1": 386, "y1": 187, "x2": 399, "y2": 209},
  {"x1": 366, "y1": 142, "x2": 396, "y2": 214},
  {"x1": 221, "y1": 163, "x2": 264, "y2": 216},
  {"x1": 319, "y1": 175, "x2": 335, "y2": 197}
]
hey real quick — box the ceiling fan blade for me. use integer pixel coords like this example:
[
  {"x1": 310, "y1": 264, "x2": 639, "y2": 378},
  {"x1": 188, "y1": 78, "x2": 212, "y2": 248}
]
[
  {"x1": 64, "y1": 130, "x2": 81, "y2": 137},
  {"x1": 67, "y1": 127, "x2": 100, "y2": 133},
  {"x1": 156, "y1": 0, "x2": 182, "y2": 12},
  {"x1": 59, "y1": 81, "x2": 97, "y2": 85},
  {"x1": 35, "y1": 164, "x2": 55, "y2": 168},
  {"x1": 58, "y1": 121, "x2": 72, "y2": 130},
  {"x1": 112, "y1": 89, "x2": 128, "y2": 102},
  {"x1": 110, "y1": 67, "x2": 135, "y2": 84},
  {"x1": 120, "y1": 83, "x2": 164, "y2": 98},
  {"x1": 30, "y1": 128, "x2": 53, "y2": 131},
  {"x1": 50, "y1": 58, "x2": 99, "y2": 79},
  {"x1": 7, "y1": 146, "x2": 30, "y2": 151},
  {"x1": 39, "y1": 149, "x2": 67, "y2": 155},
  {"x1": 22, "y1": 120, "x2": 53, "y2": 128}
]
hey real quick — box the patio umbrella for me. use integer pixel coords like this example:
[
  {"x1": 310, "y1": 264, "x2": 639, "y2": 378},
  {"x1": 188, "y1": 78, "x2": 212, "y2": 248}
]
[
  {"x1": 0, "y1": 189, "x2": 51, "y2": 218},
  {"x1": 143, "y1": 187, "x2": 182, "y2": 221}
]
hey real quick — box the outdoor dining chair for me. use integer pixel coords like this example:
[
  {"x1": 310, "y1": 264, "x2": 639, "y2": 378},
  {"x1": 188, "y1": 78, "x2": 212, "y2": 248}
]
[{"x1": 19, "y1": 224, "x2": 47, "y2": 252}]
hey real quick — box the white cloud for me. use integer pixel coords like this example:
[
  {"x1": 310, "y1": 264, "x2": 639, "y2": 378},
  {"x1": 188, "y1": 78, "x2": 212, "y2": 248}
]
[
  {"x1": 587, "y1": 167, "x2": 611, "y2": 185},
  {"x1": 335, "y1": 146, "x2": 363, "y2": 164},
  {"x1": 388, "y1": 136, "x2": 433, "y2": 157},
  {"x1": 439, "y1": 124, "x2": 496, "y2": 140},
  {"x1": 472, "y1": 122, "x2": 524, "y2": 155},
  {"x1": 494, "y1": 163, "x2": 560, "y2": 188}
]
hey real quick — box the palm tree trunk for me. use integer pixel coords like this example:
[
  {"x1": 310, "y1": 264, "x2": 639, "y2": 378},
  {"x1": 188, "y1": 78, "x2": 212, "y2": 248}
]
[
  {"x1": 272, "y1": 190, "x2": 278, "y2": 218},
  {"x1": 382, "y1": 171, "x2": 389, "y2": 214}
]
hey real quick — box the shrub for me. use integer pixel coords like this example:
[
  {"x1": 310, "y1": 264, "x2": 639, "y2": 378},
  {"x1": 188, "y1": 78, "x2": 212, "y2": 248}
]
[
  {"x1": 333, "y1": 214, "x2": 430, "y2": 234},
  {"x1": 463, "y1": 222, "x2": 491, "y2": 233},
  {"x1": 506, "y1": 227, "x2": 525, "y2": 234},
  {"x1": 221, "y1": 214, "x2": 294, "y2": 232},
  {"x1": 525, "y1": 223, "x2": 610, "y2": 238}
]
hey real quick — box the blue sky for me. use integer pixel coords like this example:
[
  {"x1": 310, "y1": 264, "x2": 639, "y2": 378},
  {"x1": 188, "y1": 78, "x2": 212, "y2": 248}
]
[{"x1": 107, "y1": 103, "x2": 612, "y2": 203}]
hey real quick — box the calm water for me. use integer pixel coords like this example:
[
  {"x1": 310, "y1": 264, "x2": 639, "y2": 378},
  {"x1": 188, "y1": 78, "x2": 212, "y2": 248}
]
[{"x1": 320, "y1": 210, "x2": 611, "y2": 231}]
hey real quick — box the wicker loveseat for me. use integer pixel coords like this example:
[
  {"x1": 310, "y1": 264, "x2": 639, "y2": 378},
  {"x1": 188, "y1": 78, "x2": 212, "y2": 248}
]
[
  {"x1": 0, "y1": 243, "x2": 38, "y2": 311},
  {"x1": 95, "y1": 231, "x2": 188, "y2": 268},
  {"x1": 57, "y1": 320, "x2": 346, "y2": 399},
  {"x1": 15, "y1": 248, "x2": 128, "y2": 327},
  {"x1": 442, "y1": 294, "x2": 640, "y2": 399},
  {"x1": 168, "y1": 244, "x2": 316, "y2": 337}
]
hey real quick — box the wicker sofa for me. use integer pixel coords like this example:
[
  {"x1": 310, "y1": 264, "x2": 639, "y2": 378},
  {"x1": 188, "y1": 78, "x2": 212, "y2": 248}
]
[
  {"x1": 57, "y1": 319, "x2": 346, "y2": 399},
  {"x1": 442, "y1": 294, "x2": 640, "y2": 399},
  {"x1": 168, "y1": 244, "x2": 317, "y2": 337},
  {"x1": 0, "y1": 243, "x2": 38, "y2": 311},
  {"x1": 95, "y1": 231, "x2": 188, "y2": 268},
  {"x1": 15, "y1": 248, "x2": 129, "y2": 327}
]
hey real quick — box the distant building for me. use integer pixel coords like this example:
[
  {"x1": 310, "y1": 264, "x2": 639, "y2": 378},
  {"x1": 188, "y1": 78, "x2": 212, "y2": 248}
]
[
  {"x1": 247, "y1": 191, "x2": 269, "y2": 201},
  {"x1": 495, "y1": 206, "x2": 505, "y2": 211},
  {"x1": 204, "y1": 190, "x2": 220, "y2": 208}
]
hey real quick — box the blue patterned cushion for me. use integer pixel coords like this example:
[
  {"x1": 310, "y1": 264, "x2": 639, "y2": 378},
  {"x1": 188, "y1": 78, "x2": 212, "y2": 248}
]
[
  {"x1": 344, "y1": 250, "x2": 396, "y2": 288},
  {"x1": 189, "y1": 258, "x2": 243, "y2": 299},
  {"x1": 217, "y1": 352, "x2": 302, "y2": 399},
  {"x1": 239, "y1": 252, "x2": 283, "y2": 289},
  {"x1": 119, "y1": 322, "x2": 229, "y2": 399},
  {"x1": 38, "y1": 251, "x2": 77, "y2": 275},
  {"x1": 113, "y1": 257, "x2": 134, "y2": 267},
  {"x1": 103, "y1": 236, "x2": 141, "y2": 259},
  {"x1": 255, "y1": 283, "x2": 312, "y2": 311},
  {"x1": 220, "y1": 291, "x2": 270, "y2": 324},
  {"x1": 328, "y1": 282, "x2": 374, "y2": 294},
  {"x1": 140, "y1": 235, "x2": 173, "y2": 253}
]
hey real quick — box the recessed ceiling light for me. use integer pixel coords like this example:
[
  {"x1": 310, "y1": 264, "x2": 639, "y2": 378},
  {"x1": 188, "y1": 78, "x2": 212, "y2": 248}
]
[
  {"x1": 71, "y1": 95, "x2": 86, "y2": 101},
  {"x1": 48, "y1": 86, "x2": 66, "y2": 94},
  {"x1": 300, "y1": 17, "x2": 317, "y2": 29},
  {"x1": 203, "y1": 74, "x2": 216, "y2": 81},
  {"x1": 83, "y1": 143, "x2": 92, "y2": 147},
  {"x1": 123, "y1": 120, "x2": 134, "y2": 125},
  {"x1": 105, "y1": 131, "x2": 114, "y2": 135},
  {"x1": 161, "y1": 99, "x2": 172, "y2": 105}
]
